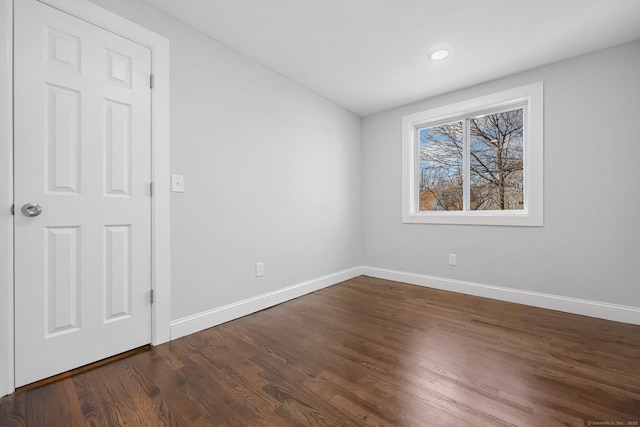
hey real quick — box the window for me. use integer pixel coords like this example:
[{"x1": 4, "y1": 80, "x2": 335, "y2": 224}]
[{"x1": 402, "y1": 82, "x2": 543, "y2": 226}]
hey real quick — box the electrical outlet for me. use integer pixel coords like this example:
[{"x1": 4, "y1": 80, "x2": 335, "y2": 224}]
[
  {"x1": 449, "y1": 253, "x2": 457, "y2": 266},
  {"x1": 256, "y1": 262, "x2": 264, "y2": 277},
  {"x1": 171, "y1": 174, "x2": 184, "y2": 193}
]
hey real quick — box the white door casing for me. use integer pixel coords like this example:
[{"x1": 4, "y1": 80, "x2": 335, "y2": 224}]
[
  {"x1": 14, "y1": 0, "x2": 153, "y2": 387},
  {"x1": 0, "y1": 0, "x2": 14, "y2": 398}
]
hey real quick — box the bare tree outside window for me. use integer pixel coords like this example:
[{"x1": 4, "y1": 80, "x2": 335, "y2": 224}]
[
  {"x1": 470, "y1": 110, "x2": 523, "y2": 210},
  {"x1": 418, "y1": 121, "x2": 463, "y2": 211},
  {"x1": 418, "y1": 108, "x2": 524, "y2": 212}
]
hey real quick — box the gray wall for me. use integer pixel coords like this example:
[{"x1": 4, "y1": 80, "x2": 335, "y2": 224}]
[
  {"x1": 89, "y1": 0, "x2": 363, "y2": 320},
  {"x1": 362, "y1": 40, "x2": 640, "y2": 307}
]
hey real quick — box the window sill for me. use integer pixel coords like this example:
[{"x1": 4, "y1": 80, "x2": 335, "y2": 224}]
[{"x1": 402, "y1": 210, "x2": 543, "y2": 227}]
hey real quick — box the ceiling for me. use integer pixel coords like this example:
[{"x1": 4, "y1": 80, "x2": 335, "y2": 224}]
[{"x1": 141, "y1": 0, "x2": 640, "y2": 116}]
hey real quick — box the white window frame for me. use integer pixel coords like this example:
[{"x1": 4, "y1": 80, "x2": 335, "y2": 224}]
[{"x1": 402, "y1": 82, "x2": 543, "y2": 226}]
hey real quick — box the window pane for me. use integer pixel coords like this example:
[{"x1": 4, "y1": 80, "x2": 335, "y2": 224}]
[
  {"x1": 470, "y1": 109, "x2": 524, "y2": 211},
  {"x1": 418, "y1": 121, "x2": 463, "y2": 211}
]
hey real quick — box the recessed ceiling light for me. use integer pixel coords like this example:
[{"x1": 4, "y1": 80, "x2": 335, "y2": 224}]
[{"x1": 430, "y1": 49, "x2": 449, "y2": 61}]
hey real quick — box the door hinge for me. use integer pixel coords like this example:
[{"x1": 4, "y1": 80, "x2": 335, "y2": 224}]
[
  {"x1": 150, "y1": 182, "x2": 153, "y2": 197},
  {"x1": 10, "y1": 204, "x2": 14, "y2": 215},
  {"x1": 150, "y1": 74, "x2": 154, "y2": 89},
  {"x1": 150, "y1": 289, "x2": 154, "y2": 304}
]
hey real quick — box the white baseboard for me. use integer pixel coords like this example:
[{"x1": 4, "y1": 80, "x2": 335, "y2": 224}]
[
  {"x1": 170, "y1": 264, "x2": 639, "y2": 341},
  {"x1": 361, "y1": 266, "x2": 640, "y2": 325},
  {"x1": 170, "y1": 267, "x2": 363, "y2": 340}
]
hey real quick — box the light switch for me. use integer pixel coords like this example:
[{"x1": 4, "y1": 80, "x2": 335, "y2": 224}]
[{"x1": 171, "y1": 174, "x2": 184, "y2": 193}]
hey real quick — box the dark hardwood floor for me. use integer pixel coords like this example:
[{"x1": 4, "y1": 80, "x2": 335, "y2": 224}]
[{"x1": 1, "y1": 275, "x2": 639, "y2": 426}]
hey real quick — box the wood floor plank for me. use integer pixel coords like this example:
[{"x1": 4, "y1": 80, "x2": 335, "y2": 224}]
[
  {"x1": 0, "y1": 391, "x2": 25, "y2": 427},
  {"x1": 1, "y1": 275, "x2": 639, "y2": 426}
]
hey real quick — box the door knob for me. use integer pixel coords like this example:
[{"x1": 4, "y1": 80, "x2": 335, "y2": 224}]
[{"x1": 21, "y1": 203, "x2": 43, "y2": 217}]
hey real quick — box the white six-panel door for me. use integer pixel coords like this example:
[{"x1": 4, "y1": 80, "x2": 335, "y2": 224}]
[{"x1": 14, "y1": 0, "x2": 152, "y2": 386}]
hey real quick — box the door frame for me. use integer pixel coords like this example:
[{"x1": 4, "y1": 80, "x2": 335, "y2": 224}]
[{"x1": 0, "y1": 0, "x2": 171, "y2": 396}]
